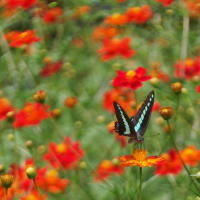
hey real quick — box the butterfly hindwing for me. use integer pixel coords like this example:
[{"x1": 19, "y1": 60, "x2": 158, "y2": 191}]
[
  {"x1": 113, "y1": 101, "x2": 134, "y2": 136},
  {"x1": 130, "y1": 91, "x2": 154, "y2": 139}
]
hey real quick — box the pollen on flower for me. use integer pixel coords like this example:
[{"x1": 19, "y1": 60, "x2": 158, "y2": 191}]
[
  {"x1": 126, "y1": 70, "x2": 136, "y2": 79},
  {"x1": 56, "y1": 144, "x2": 67, "y2": 153},
  {"x1": 120, "y1": 149, "x2": 162, "y2": 167}
]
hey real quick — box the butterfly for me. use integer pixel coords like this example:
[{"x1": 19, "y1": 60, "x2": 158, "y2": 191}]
[{"x1": 113, "y1": 90, "x2": 154, "y2": 143}]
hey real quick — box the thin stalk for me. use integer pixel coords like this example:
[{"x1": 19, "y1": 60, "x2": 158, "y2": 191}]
[
  {"x1": 33, "y1": 179, "x2": 44, "y2": 200},
  {"x1": 138, "y1": 167, "x2": 143, "y2": 200},
  {"x1": 167, "y1": 120, "x2": 200, "y2": 194}
]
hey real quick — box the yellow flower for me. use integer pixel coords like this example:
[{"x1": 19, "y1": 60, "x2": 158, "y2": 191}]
[{"x1": 120, "y1": 149, "x2": 162, "y2": 167}]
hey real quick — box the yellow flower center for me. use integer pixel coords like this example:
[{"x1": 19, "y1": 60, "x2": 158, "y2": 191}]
[
  {"x1": 101, "y1": 160, "x2": 112, "y2": 169},
  {"x1": 185, "y1": 59, "x2": 194, "y2": 67},
  {"x1": 126, "y1": 70, "x2": 136, "y2": 79},
  {"x1": 112, "y1": 13, "x2": 120, "y2": 19},
  {"x1": 56, "y1": 143, "x2": 67, "y2": 153},
  {"x1": 133, "y1": 149, "x2": 148, "y2": 161},
  {"x1": 132, "y1": 7, "x2": 141, "y2": 14}
]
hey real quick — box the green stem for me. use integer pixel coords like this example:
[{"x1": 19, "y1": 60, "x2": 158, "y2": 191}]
[
  {"x1": 33, "y1": 179, "x2": 44, "y2": 200},
  {"x1": 138, "y1": 167, "x2": 143, "y2": 200},
  {"x1": 167, "y1": 120, "x2": 200, "y2": 194}
]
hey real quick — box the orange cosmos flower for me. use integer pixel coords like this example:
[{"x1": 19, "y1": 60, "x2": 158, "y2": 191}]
[
  {"x1": 125, "y1": 5, "x2": 153, "y2": 24},
  {"x1": 184, "y1": 0, "x2": 200, "y2": 17},
  {"x1": 180, "y1": 145, "x2": 200, "y2": 167},
  {"x1": 0, "y1": 98, "x2": 15, "y2": 121},
  {"x1": 103, "y1": 87, "x2": 135, "y2": 115},
  {"x1": 98, "y1": 37, "x2": 135, "y2": 61},
  {"x1": 21, "y1": 191, "x2": 47, "y2": 200},
  {"x1": 174, "y1": 57, "x2": 200, "y2": 79},
  {"x1": 64, "y1": 96, "x2": 78, "y2": 108},
  {"x1": 94, "y1": 159, "x2": 123, "y2": 182},
  {"x1": 5, "y1": 30, "x2": 40, "y2": 48},
  {"x1": 13, "y1": 102, "x2": 49, "y2": 128},
  {"x1": 92, "y1": 26, "x2": 120, "y2": 41},
  {"x1": 43, "y1": 7, "x2": 63, "y2": 24},
  {"x1": 120, "y1": 149, "x2": 162, "y2": 167},
  {"x1": 43, "y1": 137, "x2": 84, "y2": 170},
  {"x1": 156, "y1": 0, "x2": 174, "y2": 6},
  {"x1": 155, "y1": 149, "x2": 182, "y2": 175},
  {"x1": 36, "y1": 169, "x2": 69, "y2": 194},
  {"x1": 104, "y1": 13, "x2": 128, "y2": 26},
  {"x1": 73, "y1": 5, "x2": 91, "y2": 19}
]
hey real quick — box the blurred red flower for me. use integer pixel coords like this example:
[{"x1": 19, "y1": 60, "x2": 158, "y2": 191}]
[
  {"x1": 153, "y1": 102, "x2": 160, "y2": 112},
  {"x1": 104, "y1": 13, "x2": 128, "y2": 26},
  {"x1": 103, "y1": 87, "x2": 135, "y2": 115},
  {"x1": 98, "y1": 37, "x2": 135, "y2": 61},
  {"x1": 196, "y1": 85, "x2": 200, "y2": 93},
  {"x1": 112, "y1": 67, "x2": 151, "y2": 90},
  {"x1": 37, "y1": 168, "x2": 69, "y2": 193},
  {"x1": 174, "y1": 57, "x2": 200, "y2": 79},
  {"x1": 40, "y1": 61, "x2": 63, "y2": 77},
  {"x1": 5, "y1": 30, "x2": 40, "y2": 48},
  {"x1": 116, "y1": 0, "x2": 127, "y2": 2},
  {"x1": 92, "y1": 26, "x2": 120, "y2": 41},
  {"x1": 13, "y1": 102, "x2": 49, "y2": 128},
  {"x1": 184, "y1": 0, "x2": 200, "y2": 17},
  {"x1": 43, "y1": 7, "x2": 63, "y2": 24},
  {"x1": 155, "y1": 149, "x2": 182, "y2": 175},
  {"x1": 3, "y1": 0, "x2": 37, "y2": 10},
  {"x1": 43, "y1": 137, "x2": 84, "y2": 170},
  {"x1": 73, "y1": 5, "x2": 91, "y2": 19},
  {"x1": 120, "y1": 149, "x2": 162, "y2": 167},
  {"x1": 156, "y1": 0, "x2": 174, "y2": 6},
  {"x1": 125, "y1": 5, "x2": 153, "y2": 24},
  {"x1": 180, "y1": 145, "x2": 200, "y2": 167},
  {"x1": 20, "y1": 191, "x2": 47, "y2": 200},
  {"x1": 0, "y1": 98, "x2": 15, "y2": 121},
  {"x1": 94, "y1": 160, "x2": 123, "y2": 181}
]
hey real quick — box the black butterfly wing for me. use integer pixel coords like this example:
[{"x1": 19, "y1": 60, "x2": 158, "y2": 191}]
[
  {"x1": 130, "y1": 91, "x2": 154, "y2": 140},
  {"x1": 113, "y1": 101, "x2": 135, "y2": 137}
]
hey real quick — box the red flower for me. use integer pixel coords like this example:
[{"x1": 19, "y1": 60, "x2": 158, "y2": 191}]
[
  {"x1": 36, "y1": 168, "x2": 69, "y2": 193},
  {"x1": 103, "y1": 87, "x2": 135, "y2": 115},
  {"x1": 174, "y1": 57, "x2": 200, "y2": 79},
  {"x1": 104, "y1": 13, "x2": 128, "y2": 26},
  {"x1": 40, "y1": 61, "x2": 62, "y2": 77},
  {"x1": 153, "y1": 102, "x2": 160, "y2": 112},
  {"x1": 5, "y1": 30, "x2": 40, "y2": 48},
  {"x1": 125, "y1": 5, "x2": 153, "y2": 24},
  {"x1": 0, "y1": 98, "x2": 15, "y2": 121},
  {"x1": 43, "y1": 137, "x2": 84, "y2": 170},
  {"x1": 184, "y1": 0, "x2": 200, "y2": 17},
  {"x1": 20, "y1": 191, "x2": 47, "y2": 200},
  {"x1": 94, "y1": 160, "x2": 123, "y2": 182},
  {"x1": 156, "y1": 0, "x2": 174, "y2": 6},
  {"x1": 155, "y1": 149, "x2": 182, "y2": 175},
  {"x1": 4, "y1": 0, "x2": 37, "y2": 10},
  {"x1": 112, "y1": 67, "x2": 151, "y2": 90},
  {"x1": 98, "y1": 37, "x2": 135, "y2": 61},
  {"x1": 196, "y1": 85, "x2": 200, "y2": 93},
  {"x1": 13, "y1": 102, "x2": 49, "y2": 128},
  {"x1": 43, "y1": 7, "x2": 63, "y2": 24},
  {"x1": 180, "y1": 145, "x2": 200, "y2": 167}
]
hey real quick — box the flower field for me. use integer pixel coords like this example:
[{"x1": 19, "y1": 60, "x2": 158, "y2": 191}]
[{"x1": 1, "y1": 0, "x2": 200, "y2": 199}]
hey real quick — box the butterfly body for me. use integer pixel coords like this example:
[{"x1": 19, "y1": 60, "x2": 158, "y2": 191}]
[{"x1": 113, "y1": 91, "x2": 154, "y2": 143}]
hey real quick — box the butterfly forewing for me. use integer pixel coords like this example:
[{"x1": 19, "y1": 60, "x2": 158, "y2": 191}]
[
  {"x1": 113, "y1": 101, "x2": 134, "y2": 136},
  {"x1": 131, "y1": 91, "x2": 154, "y2": 138}
]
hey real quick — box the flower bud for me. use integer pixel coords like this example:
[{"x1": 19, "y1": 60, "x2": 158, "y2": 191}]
[
  {"x1": 155, "y1": 117, "x2": 165, "y2": 126},
  {"x1": 6, "y1": 111, "x2": 15, "y2": 122},
  {"x1": 26, "y1": 167, "x2": 37, "y2": 180},
  {"x1": 0, "y1": 174, "x2": 13, "y2": 189},
  {"x1": 64, "y1": 96, "x2": 77, "y2": 108},
  {"x1": 74, "y1": 120, "x2": 82, "y2": 128},
  {"x1": 159, "y1": 107, "x2": 174, "y2": 120},
  {"x1": 150, "y1": 77, "x2": 160, "y2": 86},
  {"x1": 166, "y1": 9, "x2": 173, "y2": 15},
  {"x1": 96, "y1": 115, "x2": 105, "y2": 123},
  {"x1": 37, "y1": 145, "x2": 45, "y2": 154},
  {"x1": 25, "y1": 140, "x2": 33, "y2": 148},
  {"x1": 112, "y1": 158, "x2": 120, "y2": 165},
  {"x1": 43, "y1": 56, "x2": 52, "y2": 64},
  {"x1": 79, "y1": 161, "x2": 87, "y2": 169},
  {"x1": 6, "y1": 133, "x2": 14, "y2": 141},
  {"x1": 0, "y1": 165, "x2": 5, "y2": 174},
  {"x1": 33, "y1": 90, "x2": 46, "y2": 103},
  {"x1": 171, "y1": 82, "x2": 182, "y2": 94},
  {"x1": 50, "y1": 108, "x2": 61, "y2": 119}
]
